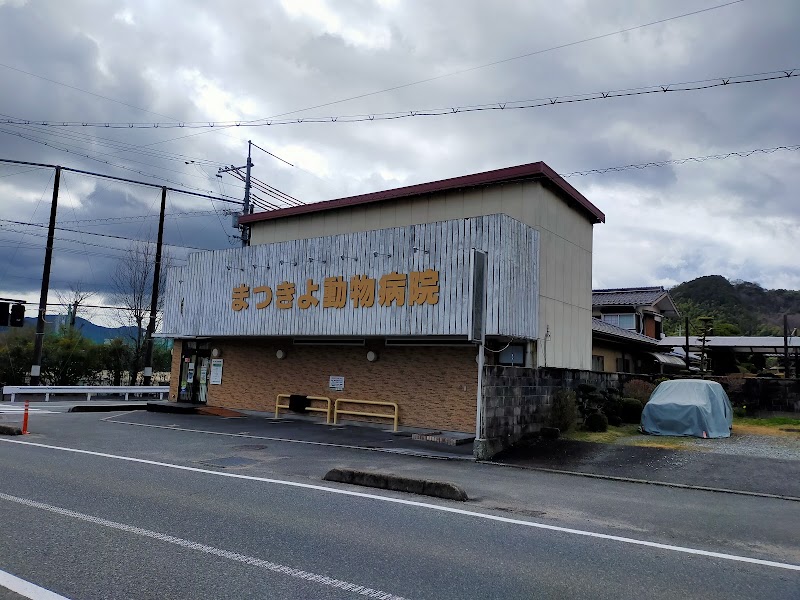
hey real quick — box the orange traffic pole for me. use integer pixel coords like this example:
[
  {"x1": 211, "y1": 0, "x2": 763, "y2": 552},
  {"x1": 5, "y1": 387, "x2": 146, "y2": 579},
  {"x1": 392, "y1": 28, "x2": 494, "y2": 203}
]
[{"x1": 22, "y1": 400, "x2": 29, "y2": 435}]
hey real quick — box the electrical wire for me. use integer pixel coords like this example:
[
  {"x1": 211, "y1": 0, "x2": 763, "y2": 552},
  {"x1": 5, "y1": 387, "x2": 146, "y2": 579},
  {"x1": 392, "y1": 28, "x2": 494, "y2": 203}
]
[
  {"x1": 3, "y1": 68, "x2": 794, "y2": 129},
  {"x1": 0, "y1": 157, "x2": 245, "y2": 206},
  {"x1": 0, "y1": 229, "x2": 190, "y2": 261},
  {"x1": 0, "y1": 169, "x2": 53, "y2": 285},
  {"x1": 0, "y1": 118, "x2": 223, "y2": 167},
  {"x1": 559, "y1": 144, "x2": 800, "y2": 178},
  {"x1": 0, "y1": 219, "x2": 213, "y2": 251},
  {"x1": 248, "y1": 0, "x2": 748, "y2": 122},
  {"x1": 0, "y1": 126, "x2": 227, "y2": 193}
]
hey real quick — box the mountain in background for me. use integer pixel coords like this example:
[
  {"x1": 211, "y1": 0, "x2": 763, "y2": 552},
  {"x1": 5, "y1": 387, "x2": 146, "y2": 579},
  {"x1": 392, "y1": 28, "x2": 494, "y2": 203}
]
[
  {"x1": 2, "y1": 315, "x2": 142, "y2": 344},
  {"x1": 665, "y1": 275, "x2": 800, "y2": 336}
]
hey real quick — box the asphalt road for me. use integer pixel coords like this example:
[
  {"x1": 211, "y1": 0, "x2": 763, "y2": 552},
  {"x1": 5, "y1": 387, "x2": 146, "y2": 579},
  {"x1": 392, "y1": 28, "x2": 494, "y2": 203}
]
[{"x1": 0, "y1": 410, "x2": 798, "y2": 599}]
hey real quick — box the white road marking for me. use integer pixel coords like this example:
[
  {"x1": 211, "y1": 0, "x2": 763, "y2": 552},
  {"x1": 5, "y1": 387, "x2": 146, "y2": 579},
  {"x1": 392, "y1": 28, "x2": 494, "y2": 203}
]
[
  {"x1": 0, "y1": 568, "x2": 72, "y2": 600},
  {"x1": 2, "y1": 438, "x2": 799, "y2": 573},
  {"x1": 100, "y1": 415, "x2": 463, "y2": 460},
  {"x1": 0, "y1": 492, "x2": 407, "y2": 600},
  {"x1": 0, "y1": 407, "x2": 57, "y2": 414}
]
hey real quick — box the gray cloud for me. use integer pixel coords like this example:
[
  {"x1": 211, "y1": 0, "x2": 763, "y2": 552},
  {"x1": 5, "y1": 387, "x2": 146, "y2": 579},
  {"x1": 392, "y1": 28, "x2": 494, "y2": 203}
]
[{"x1": 1, "y1": 0, "x2": 799, "y2": 322}]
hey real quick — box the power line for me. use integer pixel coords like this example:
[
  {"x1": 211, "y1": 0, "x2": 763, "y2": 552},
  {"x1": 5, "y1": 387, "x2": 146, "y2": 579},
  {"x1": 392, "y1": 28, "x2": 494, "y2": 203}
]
[
  {"x1": 0, "y1": 219, "x2": 212, "y2": 251},
  {"x1": 559, "y1": 144, "x2": 800, "y2": 178},
  {"x1": 0, "y1": 118, "x2": 223, "y2": 167},
  {"x1": 2, "y1": 122, "x2": 221, "y2": 180},
  {"x1": 250, "y1": 142, "x2": 295, "y2": 167},
  {"x1": 0, "y1": 126, "x2": 232, "y2": 193},
  {"x1": 0, "y1": 62, "x2": 178, "y2": 122},
  {"x1": 0, "y1": 158, "x2": 244, "y2": 206},
  {"x1": 250, "y1": 0, "x2": 749, "y2": 122},
  {"x1": 0, "y1": 227, "x2": 190, "y2": 260},
  {"x1": 41, "y1": 209, "x2": 233, "y2": 226},
  {"x1": 0, "y1": 236, "x2": 185, "y2": 262},
  {"x1": 4, "y1": 68, "x2": 794, "y2": 129}
]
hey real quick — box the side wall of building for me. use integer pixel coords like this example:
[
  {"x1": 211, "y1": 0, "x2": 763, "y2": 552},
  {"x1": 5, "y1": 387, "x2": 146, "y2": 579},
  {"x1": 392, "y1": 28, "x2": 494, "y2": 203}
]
[
  {"x1": 197, "y1": 339, "x2": 478, "y2": 433},
  {"x1": 249, "y1": 180, "x2": 593, "y2": 370}
]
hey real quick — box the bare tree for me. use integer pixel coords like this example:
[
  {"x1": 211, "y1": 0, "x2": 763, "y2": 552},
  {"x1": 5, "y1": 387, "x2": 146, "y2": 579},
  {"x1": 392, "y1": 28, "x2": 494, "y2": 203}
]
[
  {"x1": 111, "y1": 241, "x2": 169, "y2": 384},
  {"x1": 55, "y1": 284, "x2": 95, "y2": 331}
]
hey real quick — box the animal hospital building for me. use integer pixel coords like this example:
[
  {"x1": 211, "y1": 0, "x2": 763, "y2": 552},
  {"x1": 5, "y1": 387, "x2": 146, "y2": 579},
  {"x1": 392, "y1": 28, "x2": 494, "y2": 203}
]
[{"x1": 161, "y1": 161, "x2": 604, "y2": 439}]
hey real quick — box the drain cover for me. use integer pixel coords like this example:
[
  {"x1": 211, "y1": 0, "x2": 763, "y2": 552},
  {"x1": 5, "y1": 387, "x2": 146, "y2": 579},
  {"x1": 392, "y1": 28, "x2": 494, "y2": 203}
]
[{"x1": 197, "y1": 456, "x2": 259, "y2": 468}]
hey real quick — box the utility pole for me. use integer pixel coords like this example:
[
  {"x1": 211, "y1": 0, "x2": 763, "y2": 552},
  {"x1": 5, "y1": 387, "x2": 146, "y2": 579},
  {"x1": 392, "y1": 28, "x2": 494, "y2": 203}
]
[
  {"x1": 30, "y1": 166, "x2": 61, "y2": 385},
  {"x1": 217, "y1": 141, "x2": 253, "y2": 248},
  {"x1": 684, "y1": 316, "x2": 690, "y2": 372},
  {"x1": 784, "y1": 314, "x2": 790, "y2": 378},
  {"x1": 242, "y1": 140, "x2": 252, "y2": 248},
  {"x1": 142, "y1": 186, "x2": 167, "y2": 386}
]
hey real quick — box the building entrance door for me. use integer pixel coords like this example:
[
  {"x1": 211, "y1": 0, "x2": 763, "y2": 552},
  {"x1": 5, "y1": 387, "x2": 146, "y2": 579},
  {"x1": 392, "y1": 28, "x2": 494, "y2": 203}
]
[{"x1": 178, "y1": 346, "x2": 210, "y2": 404}]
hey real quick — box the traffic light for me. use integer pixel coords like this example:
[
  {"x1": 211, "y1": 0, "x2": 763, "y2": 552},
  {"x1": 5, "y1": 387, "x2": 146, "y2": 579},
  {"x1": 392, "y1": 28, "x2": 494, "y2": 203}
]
[
  {"x1": 9, "y1": 303, "x2": 25, "y2": 327},
  {"x1": 0, "y1": 302, "x2": 8, "y2": 327}
]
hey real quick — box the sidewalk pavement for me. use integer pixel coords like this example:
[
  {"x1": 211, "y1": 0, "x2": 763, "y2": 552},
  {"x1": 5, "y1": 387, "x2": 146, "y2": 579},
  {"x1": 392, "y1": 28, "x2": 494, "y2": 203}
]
[
  {"x1": 494, "y1": 438, "x2": 800, "y2": 498},
  {"x1": 103, "y1": 407, "x2": 798, "y2": 498}
]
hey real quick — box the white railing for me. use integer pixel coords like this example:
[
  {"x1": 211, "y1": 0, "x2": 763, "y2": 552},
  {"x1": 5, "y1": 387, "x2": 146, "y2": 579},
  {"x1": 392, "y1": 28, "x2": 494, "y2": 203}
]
[{"x1": 2, "y1": 385, "x2": 170, "y2": 402}]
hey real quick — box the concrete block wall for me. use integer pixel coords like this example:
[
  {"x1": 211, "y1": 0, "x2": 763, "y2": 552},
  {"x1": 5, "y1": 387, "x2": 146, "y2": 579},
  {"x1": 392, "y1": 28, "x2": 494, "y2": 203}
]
[
  {"x1": 173, "y1": 338, "x2": 478, "y2": 432},
  {"x1": 478, "y1": 366, "x2": 625, "y2": 458}
]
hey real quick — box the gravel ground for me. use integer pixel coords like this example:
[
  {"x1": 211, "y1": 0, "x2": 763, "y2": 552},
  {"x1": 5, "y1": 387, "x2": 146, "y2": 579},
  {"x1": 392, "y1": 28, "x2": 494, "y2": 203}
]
[{"x1": 683, "y1": 433, "x2": 800, "y2": 460}]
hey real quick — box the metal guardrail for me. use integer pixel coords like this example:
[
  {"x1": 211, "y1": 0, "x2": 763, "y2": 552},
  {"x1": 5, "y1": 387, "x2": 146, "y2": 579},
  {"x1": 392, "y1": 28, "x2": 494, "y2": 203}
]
[
  {"x1": 275, "y1": 394, "x2": 332, "y2": 423},
  {"x1": 333, "y1": 398, "x2": 399, "y2": 432},
  {"x1": 2, "y1": 385, "x2": 169, "y2": 402}
]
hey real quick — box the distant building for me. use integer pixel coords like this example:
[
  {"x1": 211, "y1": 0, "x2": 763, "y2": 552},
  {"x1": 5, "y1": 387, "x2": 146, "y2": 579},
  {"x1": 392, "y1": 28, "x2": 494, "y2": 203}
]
[{"x1": 591, "y1": 286, "x2": 683, "y2": 374}]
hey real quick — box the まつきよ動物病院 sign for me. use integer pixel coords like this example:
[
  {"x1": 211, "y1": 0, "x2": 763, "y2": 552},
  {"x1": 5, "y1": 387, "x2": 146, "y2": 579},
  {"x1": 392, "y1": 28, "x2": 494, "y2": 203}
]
[
  {"x1": 230, "y1": 269, "x2": 439, "y2": 312},
  {"x1": 161, "y1": 215, "x2": 539, "y2": 339}
]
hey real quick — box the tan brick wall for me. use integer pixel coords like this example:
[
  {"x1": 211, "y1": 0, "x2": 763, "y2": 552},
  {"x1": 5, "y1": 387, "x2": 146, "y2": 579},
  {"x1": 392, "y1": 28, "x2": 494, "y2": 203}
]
[
  {"x1": 178, "y1": 339, "x2": 478, "y2": 432},
  {"x1": 169, "y1": 340, "x2": 182, "y2": 399}
]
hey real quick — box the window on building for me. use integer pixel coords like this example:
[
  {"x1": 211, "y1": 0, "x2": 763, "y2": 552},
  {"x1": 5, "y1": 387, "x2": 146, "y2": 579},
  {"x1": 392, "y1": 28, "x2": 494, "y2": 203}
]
[
  {"x1": 498, "y1": 344, "x2": 525, "y2": 366},
  {"x1": 603, "y1": 313, "x2": 636, "y2": 331},
  {"x1": 591, "y1": 355, "x2": 605, "y2": 371},
  {"x1": 616, "y1": 357, "x2": 632, "y2": 373}
]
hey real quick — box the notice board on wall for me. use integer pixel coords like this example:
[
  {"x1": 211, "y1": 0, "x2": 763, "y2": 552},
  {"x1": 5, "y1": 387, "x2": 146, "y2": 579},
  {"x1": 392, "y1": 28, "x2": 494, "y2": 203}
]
[{"x1": 210, "y1": 359, "x2": 224, "y2": 385}]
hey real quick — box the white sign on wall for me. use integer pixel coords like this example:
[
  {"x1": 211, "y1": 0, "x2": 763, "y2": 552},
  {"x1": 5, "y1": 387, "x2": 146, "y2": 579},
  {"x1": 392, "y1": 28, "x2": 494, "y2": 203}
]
[
  {"x1": 329, "y1": 375, "x2": 345, "y2": 391},
  {"x1": 210, "y1": 359, "x2": 224, "y2": 385}
]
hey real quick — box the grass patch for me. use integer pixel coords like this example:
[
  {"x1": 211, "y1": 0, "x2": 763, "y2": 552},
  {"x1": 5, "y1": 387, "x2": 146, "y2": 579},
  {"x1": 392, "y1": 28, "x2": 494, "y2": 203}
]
[
  {"x1": 734, "y1": 416, "x2": 800, "y2": 427},
  {"x1": 565, "y1": 424, "x2": 639, "y2": 444},
  {"x1": 732, "y1": 417, "x2": 800, "y2": 438},
  {"x1": 629, "y1": 437, "x2": 693, "y2": 450}
]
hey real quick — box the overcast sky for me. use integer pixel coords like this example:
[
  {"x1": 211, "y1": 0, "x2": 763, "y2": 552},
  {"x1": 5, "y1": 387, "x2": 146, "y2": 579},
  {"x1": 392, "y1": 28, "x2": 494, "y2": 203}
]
[{"x1": 0, "y1": 0, "x2": 798, "y2": 326}]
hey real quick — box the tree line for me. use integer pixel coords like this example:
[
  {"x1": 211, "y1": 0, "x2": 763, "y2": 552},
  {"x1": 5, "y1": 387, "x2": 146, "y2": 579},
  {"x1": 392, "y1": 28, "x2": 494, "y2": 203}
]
[
  {"x1": 0, "y1": 241, "x2": 172, "y2": 387},
  {"x1": 0, "y1": 326, "x2": 171, "y2": 387}
]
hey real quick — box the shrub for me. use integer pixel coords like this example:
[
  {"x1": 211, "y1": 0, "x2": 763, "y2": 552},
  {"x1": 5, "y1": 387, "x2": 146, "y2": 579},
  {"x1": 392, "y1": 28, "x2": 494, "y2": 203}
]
[
  {"x1": 607, "y1": 414, "x2": 623, "y2": 427},
  {"x1": 622, "y1": 379, "x2": 656, "y2": 403},
  {"x1": 584, "y1": 412, "x2": 609, "y2": 432},
  {"x1": 620, "y1": 398, "x2": 644, "y2": 424},
  {"x1": 601, "y1": 396, "x2": 622, "y2": 422},
  {"x1": 548, "y1": 389, "x2": 578, "y2": 433},
  {"x1": 733, "y1": 406, "x2": 747, "y2": 418}
]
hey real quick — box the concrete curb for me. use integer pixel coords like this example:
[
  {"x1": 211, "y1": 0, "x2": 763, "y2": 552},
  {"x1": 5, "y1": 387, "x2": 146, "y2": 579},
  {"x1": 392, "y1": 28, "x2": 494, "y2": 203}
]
[
  {"x1": 481, "y1": 461, "x2": 800, "y2": 502},
  {"x1": 69, "y1": 404, "x2": 148, "y2": 413},
  {"x1": 323, "y1": 467, "x2": 469, "y2": 501},
  {"x1": 0, "y1": 424, "x2": 23, "y2": 436}
]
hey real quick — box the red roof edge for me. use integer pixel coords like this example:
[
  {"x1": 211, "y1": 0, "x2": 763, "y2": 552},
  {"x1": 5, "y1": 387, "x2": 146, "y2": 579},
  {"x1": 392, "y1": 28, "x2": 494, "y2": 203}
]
[{"x1": 239, "y1": 161, "x2": 605, "y2": 225}]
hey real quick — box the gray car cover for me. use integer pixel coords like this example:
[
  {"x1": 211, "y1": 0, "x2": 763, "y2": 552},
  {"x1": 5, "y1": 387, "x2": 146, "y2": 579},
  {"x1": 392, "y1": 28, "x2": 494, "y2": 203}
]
[{"x1": 640, "y1": 379, "x2": 733, "y2": 438}]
